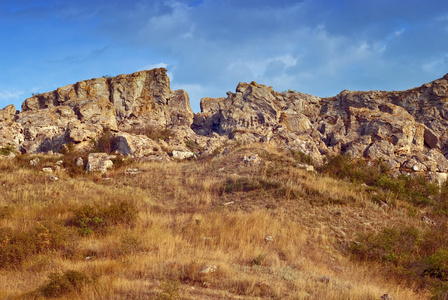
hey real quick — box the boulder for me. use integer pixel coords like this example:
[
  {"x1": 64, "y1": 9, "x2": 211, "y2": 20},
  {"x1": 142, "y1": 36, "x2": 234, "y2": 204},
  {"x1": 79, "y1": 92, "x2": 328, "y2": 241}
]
[
  {"x1": 86, "y1": 153, "x2": 114, "y2": 173},
  {"x1": 113, "y1": 132, "x2": 169, "y2": 161},
  {"x1": 0, "y1": 104, "x2": 16, "y2": 123},
  {"x1": 172, "y1": 150, "x2": 195, "y2": 160}
]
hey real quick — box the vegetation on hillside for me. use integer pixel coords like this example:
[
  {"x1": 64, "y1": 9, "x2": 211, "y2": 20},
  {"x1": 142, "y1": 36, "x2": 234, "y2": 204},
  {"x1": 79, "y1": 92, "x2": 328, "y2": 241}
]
[{"x1": 1, "y1": 144, "x2": 448, "y2": 298}]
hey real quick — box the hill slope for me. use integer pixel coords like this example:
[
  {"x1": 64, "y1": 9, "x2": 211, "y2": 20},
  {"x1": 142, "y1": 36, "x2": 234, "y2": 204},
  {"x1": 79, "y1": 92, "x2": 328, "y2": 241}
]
[{"x1": 1, "y1": 142, "x2": 446, "y2": 299}]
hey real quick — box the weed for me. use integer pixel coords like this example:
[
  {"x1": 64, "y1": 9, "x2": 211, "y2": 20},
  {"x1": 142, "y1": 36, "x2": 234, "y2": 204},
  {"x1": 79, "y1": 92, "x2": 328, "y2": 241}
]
[
  {"x1": 221, "y1": 177, "x2": 280, "y2": 194},
  {"x1": 0, "y1": 224, "x2": 71, "y2": 268},
  {"x1": 120, "y1": 233, "x2": 142, "y2": 254},
  {"x1": 350, "y1": 226, "x2": 421, "y2": 266},
  {"x1": 92, "y1": 128, "x2": 114, "y2": 154},
  {"x1": 156, "y1": 279, "x2": 180, "y2": 300},
  {"x1": 0, "y1": 205, "x2": 14, "y2": 218},
  {"x1": 38, "y1": 270, "x2": 91, "y2": 298},
  {"x1": 125, "y1": 125, "x2": 174, "y2": 141},
  {"x1": 0, "y1": 145, "x2": 14, "y2": 156},
  {"x1": 424, "y1": 248, "x2": 448, "y2": 280},
  {"x1": 185, "y1": 139, "x2": 203, "y2": 153},
  {"x1": 252, "y1": 254, "x2": 266, "y2": 266},
  {"x1": 72, "y1": 201, "x2": 138, "y2": 236},
  {"x1": 321, "y1": 155, "x2": 439, "y2": 206},
  {"x1": 290, "y1": 149, "x2": 314, "y2": 165}
]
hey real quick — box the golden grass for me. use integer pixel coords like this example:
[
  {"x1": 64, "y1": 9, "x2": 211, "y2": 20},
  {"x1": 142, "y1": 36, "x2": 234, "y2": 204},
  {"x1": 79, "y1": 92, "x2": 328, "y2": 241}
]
[{"x1": 0, "y1": 146, "x2": 432, "y2": 299}]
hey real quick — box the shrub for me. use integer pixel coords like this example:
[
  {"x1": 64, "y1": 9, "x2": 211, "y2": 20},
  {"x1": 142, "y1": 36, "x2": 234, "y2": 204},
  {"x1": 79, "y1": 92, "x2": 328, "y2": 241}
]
[
  {"x1": 290, "y1": 149, "x2": 313, "y2": 165},
  {"x1": 125, "y1": 125, "x2": 174, "y2": 141},
  {"x1": 156, "y1": 279, "x2": 180, "y2": 300},
  {"x1": 221, "y1": 177, "x2": 280, "y2": 194},
  {"x1": 321, "y1": 155, "x2": 439, "y2": 206},
  {"x1": 185, "y1": 140, "x2": 203, "y2": 153},
  {"x1": 0, "y1": 145, "x2": 14, "y2": 156},
  {"x1": 39, "y1": 270, "x2": 91, "y2": 298},
  {"x1": 0, "y1": 224, "x2": 71, "y2": 268},
  {"x1": 350, "y1": 226, "x2": 421, "y2": 266},
  {"x1": 72, "y1": 201, "x2": 138, "y2": 236},
  {"x1": 92, "y1": 128, "x2": 114, "y2": 154},
  {"x1": 424, "y1": 248, "x2": 448, "y2": 280},
  {"x1": 252, "y1": 254, "x2": 266, "y2": 266},
  {"x1": 120, "y1": 233, "x2": 142, "y2": 254}
]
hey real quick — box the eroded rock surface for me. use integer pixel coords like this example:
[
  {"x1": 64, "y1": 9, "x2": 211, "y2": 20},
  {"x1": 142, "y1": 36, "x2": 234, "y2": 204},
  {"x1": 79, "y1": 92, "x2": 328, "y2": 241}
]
[{"x1": 2, "y1": 68, "x2": 448, "y2": 181}]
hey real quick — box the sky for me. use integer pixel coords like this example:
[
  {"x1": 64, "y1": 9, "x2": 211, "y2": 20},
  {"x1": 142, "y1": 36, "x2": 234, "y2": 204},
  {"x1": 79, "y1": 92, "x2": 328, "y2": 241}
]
[{"x1": 1, "y1": 0, "x2": 448, "y2": 112}]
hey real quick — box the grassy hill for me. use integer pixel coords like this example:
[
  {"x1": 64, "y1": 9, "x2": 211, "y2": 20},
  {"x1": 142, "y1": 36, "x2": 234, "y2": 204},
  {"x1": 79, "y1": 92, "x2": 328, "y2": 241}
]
[{"x1": 1, "y1": 143, "x2": 447, "y2": 299}]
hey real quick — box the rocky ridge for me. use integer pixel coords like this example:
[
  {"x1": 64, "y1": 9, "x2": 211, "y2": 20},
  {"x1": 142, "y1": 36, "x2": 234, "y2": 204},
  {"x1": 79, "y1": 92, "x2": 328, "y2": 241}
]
[{"x1": 1, "y1": 68, "x2": 448, "y2": 183}]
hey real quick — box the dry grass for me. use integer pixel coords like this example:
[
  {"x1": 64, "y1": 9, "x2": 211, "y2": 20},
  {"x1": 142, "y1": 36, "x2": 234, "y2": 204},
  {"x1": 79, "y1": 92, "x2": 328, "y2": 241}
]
[{"x1": 0, "y1": 145, "x2": 432, "y2": 299}]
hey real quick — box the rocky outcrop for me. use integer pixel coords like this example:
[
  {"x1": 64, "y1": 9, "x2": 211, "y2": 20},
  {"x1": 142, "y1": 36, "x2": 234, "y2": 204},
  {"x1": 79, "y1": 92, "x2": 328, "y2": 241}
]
[
  {"x1": 192, "y1": 74, "x2": 448, "y2": 180},
  {"x1": 2, "y1": 68, "x2": 448, "y2": 181},
  {"x1": 0, "y1": 104, "x2": 23, "y2": 149},
  {"x1": 1, "y1": 68, "x2": 194, "y2": 154}
]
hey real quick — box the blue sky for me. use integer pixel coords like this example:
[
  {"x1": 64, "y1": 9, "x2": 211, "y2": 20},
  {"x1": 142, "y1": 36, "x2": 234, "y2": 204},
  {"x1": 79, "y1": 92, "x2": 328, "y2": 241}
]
[{"x1": 1, "y1": 0, "x2": 448, "y2": 112}]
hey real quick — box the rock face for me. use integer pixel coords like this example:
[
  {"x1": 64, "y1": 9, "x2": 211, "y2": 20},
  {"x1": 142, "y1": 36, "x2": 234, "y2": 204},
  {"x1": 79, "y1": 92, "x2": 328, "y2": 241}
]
[
  {"x1": 2, "y1": 68, "x2": 448, "y2": 181},
  {"x1": 193, "y1": 75, "x2": 448, "y2": 180},
  {"x1": 0, "y1": 69, "x2": 194, "y2": 154}
]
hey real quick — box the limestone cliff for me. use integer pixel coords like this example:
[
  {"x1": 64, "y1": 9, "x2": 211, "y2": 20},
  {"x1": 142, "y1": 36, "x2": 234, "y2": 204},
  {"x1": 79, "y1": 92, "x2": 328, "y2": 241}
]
[
  {"x1": 1, "y1": 68, "x2": 448, "y2": 182},
  {"x1": 193, "y1": 74, "x2": 448, "y2": 183},
  {"x1": 1, "y1": 69, "x2": 193, "y2": 155}
]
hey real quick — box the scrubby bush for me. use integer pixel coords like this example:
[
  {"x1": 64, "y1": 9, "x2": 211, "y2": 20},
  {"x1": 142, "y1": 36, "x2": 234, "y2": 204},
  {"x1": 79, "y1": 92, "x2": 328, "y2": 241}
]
[
  {"x1": 92, "y1": 128, "x2": 114, "y2": 154},
  {"x1": 350, "y1": 226, "x2": 421, "y2": 266},
  {"x1": 38, "y1": 269, "x2": 91, "y2": 298},
  {"x1": 125, "y1": 125, "x2": 174, "y2": 141},
  {"x1": 290, "y1": 149, "x2": 313, "y2": 165},
  {"x1": 185, "y1": 139, "x2": 203, "y2": 153},
  {"x1": 0, "y1": 145, "x2": 14, "y2": 156},
  {"x1": 72, "y1": 201, "x2": 138, "y2": 236},
  {"x1": 221, "y1": 177, "x2": 280, "y2": 194},
  {"x1": 156, "y1": 279, "x2": 180, "y2": 300},
  {"x1": 0, "y1": 224, "x2": 71, "y2": 268},
  {"x1": 424, "y1": 248, "x2": 448, "y2": 280},
  {"x1": 320, "y1": 155, "x2": 439, "y2": 206}
]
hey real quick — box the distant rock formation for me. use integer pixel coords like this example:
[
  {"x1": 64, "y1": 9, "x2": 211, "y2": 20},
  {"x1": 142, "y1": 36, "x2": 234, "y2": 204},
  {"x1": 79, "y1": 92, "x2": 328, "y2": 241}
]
[
  {"x1": 193, "y1": 74, "x2": 448, "y2": 182},
  {"x1": 1, "y1": 68, "x2": 448, "y2": 182}
]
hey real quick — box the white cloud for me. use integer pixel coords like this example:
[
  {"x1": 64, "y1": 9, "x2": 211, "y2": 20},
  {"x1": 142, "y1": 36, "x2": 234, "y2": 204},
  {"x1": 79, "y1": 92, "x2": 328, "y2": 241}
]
[
  {"x1": 0, "y1": 89, "x2": 25, "y2": 102},
  {"x1": 422, "y1": 54, "x2": 448, "y2": 73},
  {"x1": 142, "y1": 62, "x2": 169, "y2": 70}
]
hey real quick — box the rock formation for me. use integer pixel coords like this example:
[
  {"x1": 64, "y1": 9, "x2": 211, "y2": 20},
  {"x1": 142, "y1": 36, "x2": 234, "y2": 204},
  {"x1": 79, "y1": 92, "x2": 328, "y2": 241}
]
[
  {"x1": 193, "y1": 74, "x2": 448, "y2": 180},
  {"x1": 1, "y1": 68, "x2": 448, "y2": 181}
]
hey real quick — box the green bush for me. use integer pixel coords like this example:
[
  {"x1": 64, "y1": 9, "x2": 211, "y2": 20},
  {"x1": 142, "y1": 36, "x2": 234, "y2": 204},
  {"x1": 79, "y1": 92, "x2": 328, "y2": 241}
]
[
  {"x1": 92, "y1": 128, "x2": 114, "y2": 154},
  {"x1": 350, "y1": 226, "x2": 421, "y2": 266},
  {"x1": 0, "y1": 224, "x2": 70, "y2": 268},
  {"x1": 252, "y1": 254, "x2": 266, "y2": 266},
  {"x1": 125, "y1": 125, "x2": 174, "y2": 141},
  {"x1": 425, "y1": 248, "x2": 448, "y2": 280},
  {"x1": 120, "y1": 233, "x2": 142, "y2": 254},
  {"x1": 39, "y1": 269, "x2": 91, "y2": 298},
  {"x1": 185, "y1": 139, "x2": 203, "y2": 153},
  {"x1": 320, "y1": 155, "x2": 439, "y2": 206},
  {"x1": 0, "y1": 145, "x2": 14, "y2": 156},
  {"x1": 156, "y1": 279, "x2": 180, "y2": 300},
  {"x1": 221, "y1": 177, "x2": 280, "y2": 194},
  {"x1": 72, "y1": 201, "x2": 138, "y2": 236},
  {"x1": 290, "y1": 149, "x2": 313, "y2": 165}
]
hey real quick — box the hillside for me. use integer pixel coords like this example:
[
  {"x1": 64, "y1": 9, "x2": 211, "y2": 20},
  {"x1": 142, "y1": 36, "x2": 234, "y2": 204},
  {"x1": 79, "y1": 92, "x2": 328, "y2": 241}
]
[
  {"x1": 1, "y1": 70, "x2": 448, "y2": 298},
  {"x1": 1, "y1": 143, "x2": 444, "y2": 299}
]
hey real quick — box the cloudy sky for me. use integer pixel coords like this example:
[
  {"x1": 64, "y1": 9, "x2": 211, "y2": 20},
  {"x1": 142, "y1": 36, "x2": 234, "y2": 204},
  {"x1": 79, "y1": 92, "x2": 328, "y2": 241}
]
[{"x1": 1, "y1": 0, "x2": 448, "y2": 112}]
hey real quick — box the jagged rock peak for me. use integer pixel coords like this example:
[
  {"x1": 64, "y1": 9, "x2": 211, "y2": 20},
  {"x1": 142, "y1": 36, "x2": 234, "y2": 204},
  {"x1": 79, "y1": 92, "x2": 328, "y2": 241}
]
[
  {"x1": 20, "y1": 68, "x2": 193, "y2": 128},
  {"x1": 0, "y1": 68, "x2": 195, "y2": 154}
]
